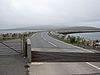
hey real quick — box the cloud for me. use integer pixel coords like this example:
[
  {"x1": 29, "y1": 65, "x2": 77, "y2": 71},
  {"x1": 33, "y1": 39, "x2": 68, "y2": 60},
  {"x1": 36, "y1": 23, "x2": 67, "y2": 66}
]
[{"x1": 0, "y1": 0, "x2": 100, "y2": 28}]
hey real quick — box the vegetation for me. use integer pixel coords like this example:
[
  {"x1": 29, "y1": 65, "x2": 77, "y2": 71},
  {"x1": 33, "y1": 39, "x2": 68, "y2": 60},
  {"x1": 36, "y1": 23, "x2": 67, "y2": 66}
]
[
  {"x1": 0, "y1": 32, "x2": 36, "y2": 41},
  {"x1": 48, "y1": 32, "x2": 100, "y2": 51},
  {"x1": 24, "y1": 64, "x2": 30, "y2": 68},
  {"x1": 24, "y1": 64, "x2": 30, "y2": 75},
  {"x1": 69, "y1": 36, "x2": 76, "y2": 44}
]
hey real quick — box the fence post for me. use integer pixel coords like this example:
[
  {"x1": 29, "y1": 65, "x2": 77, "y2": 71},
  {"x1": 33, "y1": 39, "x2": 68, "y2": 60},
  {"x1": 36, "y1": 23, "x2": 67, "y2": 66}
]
[
  {"x1": 27, "y1": 39, "x2": 31, "y2": 63},
  {"x1": 22, "y1": 37, "x2": 27, "y2": 57},
  {"x1": 0, "y1": 36, "x2": 3, "y2": 42},
  {"x1": 21, "y1": 38, "x2": 23, "y2": 56}
]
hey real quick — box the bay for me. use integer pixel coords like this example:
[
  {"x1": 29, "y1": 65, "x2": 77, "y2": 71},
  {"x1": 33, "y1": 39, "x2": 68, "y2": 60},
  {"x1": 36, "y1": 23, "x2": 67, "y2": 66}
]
[
  {"x1": 0, "y1": 30, "x2": 44, "y2": 34},
  {"x1": 69, "y1": 32, "x2": 100, "y2": 40}
]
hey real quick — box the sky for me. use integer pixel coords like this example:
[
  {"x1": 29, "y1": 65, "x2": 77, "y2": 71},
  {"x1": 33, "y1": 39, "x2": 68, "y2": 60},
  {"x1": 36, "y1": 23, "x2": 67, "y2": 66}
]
[{"x1": 0, "y1": 0, "x2": 100, "y2": 29}]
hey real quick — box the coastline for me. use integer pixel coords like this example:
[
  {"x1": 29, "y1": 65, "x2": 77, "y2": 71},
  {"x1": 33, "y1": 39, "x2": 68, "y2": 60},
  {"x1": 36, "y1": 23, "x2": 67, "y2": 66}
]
[
  {"x1": 0, "y1": 29, "x2": 44, "y2": 34},
  {"x1": 49, "y1": 31, "x2": 100, "y2": 51}
]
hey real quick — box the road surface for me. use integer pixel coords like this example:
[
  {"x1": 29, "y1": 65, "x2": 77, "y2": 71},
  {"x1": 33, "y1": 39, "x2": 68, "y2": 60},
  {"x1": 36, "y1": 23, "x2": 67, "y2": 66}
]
[{"x1": 30, "y1": 32, "x2": 100, "y2": 75}]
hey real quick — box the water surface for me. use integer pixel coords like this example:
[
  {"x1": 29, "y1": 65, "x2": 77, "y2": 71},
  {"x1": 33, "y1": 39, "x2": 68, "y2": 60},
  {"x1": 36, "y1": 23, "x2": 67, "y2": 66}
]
[
  {"x1": 69, "y1": 32, "x2": 100, "y2": 40},
  {"x1": 0, "y1": 30, "x2": 43, "y2": 34}
]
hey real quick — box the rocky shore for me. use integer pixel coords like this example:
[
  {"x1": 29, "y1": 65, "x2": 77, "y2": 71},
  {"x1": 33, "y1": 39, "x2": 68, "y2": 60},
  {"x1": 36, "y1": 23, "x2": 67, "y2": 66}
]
[{"x1": 49, "y1": 31, "x2": 100, "y2": 50}]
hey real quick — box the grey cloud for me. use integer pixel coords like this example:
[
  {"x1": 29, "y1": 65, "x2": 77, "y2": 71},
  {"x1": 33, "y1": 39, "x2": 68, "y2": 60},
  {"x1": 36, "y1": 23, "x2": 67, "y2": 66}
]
[{"x1": 0, "y1": 0, "x2": 100, "y2": 29}]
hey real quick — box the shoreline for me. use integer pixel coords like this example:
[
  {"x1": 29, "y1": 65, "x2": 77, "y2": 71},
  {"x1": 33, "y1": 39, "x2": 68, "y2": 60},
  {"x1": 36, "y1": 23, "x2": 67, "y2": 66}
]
[
  {"x1": 49, "y1": 31, "x2": 100, "y2": 51},
  {"x1": 57, "y1": 30, "x2": 100, "y2": 34},
  {"x1": 0, "y1": 30, "x2": 44, "y2": 34}
]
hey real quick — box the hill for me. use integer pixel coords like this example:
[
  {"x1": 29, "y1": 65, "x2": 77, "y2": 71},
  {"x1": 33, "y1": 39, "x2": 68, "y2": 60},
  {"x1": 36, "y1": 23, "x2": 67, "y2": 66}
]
[
  {"x1": 58, "y1": 26, "x2": 100, "y2": 31},
  {"x1": 0, "y1": 25, "x2": 100, "y2": 31}
]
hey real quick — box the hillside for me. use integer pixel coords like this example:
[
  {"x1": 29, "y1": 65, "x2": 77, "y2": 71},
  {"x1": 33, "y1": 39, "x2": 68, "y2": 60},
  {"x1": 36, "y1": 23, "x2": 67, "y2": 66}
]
[
  {"x1": 5, "y1": 25, "x2": 64, "y2": 30},
  {"x1": 58, "y1": 26, "x2": 100, "y2": 31},
  {"x1": 0, "y1": 25, "x2": 100, "y2": 31}
]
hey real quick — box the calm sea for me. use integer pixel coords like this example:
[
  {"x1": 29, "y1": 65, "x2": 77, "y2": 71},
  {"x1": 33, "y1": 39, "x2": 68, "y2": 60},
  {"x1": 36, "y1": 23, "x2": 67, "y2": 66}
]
[
  {"x1": 0, "y1": 30, "x2": 44, "y2": 34},
  {"x1": 69, "y1": 32, "x2": 100, "y2": 40}
]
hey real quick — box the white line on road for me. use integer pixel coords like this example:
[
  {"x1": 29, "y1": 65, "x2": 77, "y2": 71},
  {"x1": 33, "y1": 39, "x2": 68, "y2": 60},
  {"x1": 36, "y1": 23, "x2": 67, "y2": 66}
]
[
  {"x1": 48, "y1": 41, "x2": 58, "y2": 47},
  {"x1": 41, "y1": 35, "x2": 43, "y2": 38},
  {"x1": 42, "y1": 37, "x2": 47, "y2": 41},
  {"x1": 41, "y1": 35, "x2": 58, "y2": 47},
  {"x1": 41, "y1": 35, "x2": 47, "y2": 41},
  {"x1": 31, "y1": 62, "x2": 44, "y2": 65},
  {"x1": 86, "y1": 62, "x2": 100, "y2": 70}
]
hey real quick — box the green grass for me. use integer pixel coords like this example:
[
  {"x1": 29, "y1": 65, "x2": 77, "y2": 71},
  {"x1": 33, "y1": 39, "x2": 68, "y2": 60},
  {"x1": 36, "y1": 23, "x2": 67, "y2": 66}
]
[{"x1": 24, "y1": 65, "x2": 30, "y2": 68}]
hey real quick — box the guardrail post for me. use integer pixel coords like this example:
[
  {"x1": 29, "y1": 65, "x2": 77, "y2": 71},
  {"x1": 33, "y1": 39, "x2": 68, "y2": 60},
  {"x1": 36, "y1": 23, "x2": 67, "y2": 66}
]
[{"x1": 27, "y1": 39, "x2": 31, "y2": 63}]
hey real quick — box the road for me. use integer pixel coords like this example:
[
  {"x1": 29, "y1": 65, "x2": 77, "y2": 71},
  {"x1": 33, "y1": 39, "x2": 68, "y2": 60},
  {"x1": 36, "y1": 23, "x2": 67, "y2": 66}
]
[{"x1": 30, "y1": 32, "x2": 100, "y2": 75}]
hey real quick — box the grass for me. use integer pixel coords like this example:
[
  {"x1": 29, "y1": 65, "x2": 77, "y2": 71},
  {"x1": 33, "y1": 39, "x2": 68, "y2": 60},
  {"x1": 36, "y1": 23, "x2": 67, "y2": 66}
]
[{"x1": 24, "y1": 64, "x2": 30, "y2": 68}]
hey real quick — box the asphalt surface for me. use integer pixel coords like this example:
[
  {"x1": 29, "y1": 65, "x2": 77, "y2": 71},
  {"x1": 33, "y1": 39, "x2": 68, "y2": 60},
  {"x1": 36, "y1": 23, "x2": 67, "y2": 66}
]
[{"x1": 30, "y1": 32, "x2": 100, "y2": 75}]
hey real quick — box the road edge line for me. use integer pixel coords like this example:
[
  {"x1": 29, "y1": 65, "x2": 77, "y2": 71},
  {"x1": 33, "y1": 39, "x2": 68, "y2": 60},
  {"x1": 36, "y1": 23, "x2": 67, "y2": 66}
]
[{"x1": 86, "y1": 62, "x2": 100, "y2": 70}]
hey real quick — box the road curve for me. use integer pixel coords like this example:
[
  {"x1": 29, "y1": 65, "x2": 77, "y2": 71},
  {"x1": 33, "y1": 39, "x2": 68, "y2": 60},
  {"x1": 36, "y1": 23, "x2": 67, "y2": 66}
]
[{"x1": 30, "y1": 32, "x2": 100, "y2": 75}]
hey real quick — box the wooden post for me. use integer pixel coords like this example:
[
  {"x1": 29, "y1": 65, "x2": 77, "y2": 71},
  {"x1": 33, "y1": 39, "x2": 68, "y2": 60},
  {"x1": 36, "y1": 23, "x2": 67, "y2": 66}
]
[
  {"x1": 27, "y1": 39, "x2": 31, "y2": 63},
  {"x1": 22, "y1": 38, "x2": 27, "y2": 57}
]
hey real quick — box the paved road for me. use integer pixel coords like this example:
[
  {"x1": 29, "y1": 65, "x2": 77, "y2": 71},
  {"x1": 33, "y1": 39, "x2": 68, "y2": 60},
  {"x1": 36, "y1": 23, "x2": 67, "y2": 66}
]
[{"x1": 30, "y1": 32, "x2": 100, "y2": 75}]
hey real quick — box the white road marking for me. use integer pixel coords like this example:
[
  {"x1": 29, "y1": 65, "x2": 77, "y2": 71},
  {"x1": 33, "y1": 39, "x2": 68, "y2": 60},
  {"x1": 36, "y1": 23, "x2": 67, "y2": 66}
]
[
  {"x1": 68, "y1": 44, "x2": 94, "y2": 53},
  {"x1": 43, "y1": 38, "x2": 47, "y2": 41},
  {"x1": 41, "y1": 35, "x2": 43, "y2": 38},
  {"x1": 48, "y1": 41, "x2": 58, "y2": 47},
  {"x1": 31, "y1": 62, "x2": 44, "y2": 65},
  {"x1": 41, "y1": 35, "x2": 46, "y2": 41},
  {"x1": 86, "y1": 62, "x2": 100, "y2": 70},
  {"x1": 41, "y1": 35, "x2": 57, "y2": 47}
]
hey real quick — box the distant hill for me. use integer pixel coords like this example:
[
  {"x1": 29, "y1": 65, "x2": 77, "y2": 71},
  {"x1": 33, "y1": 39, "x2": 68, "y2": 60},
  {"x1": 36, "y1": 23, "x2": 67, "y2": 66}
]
[
  {"x1": 58, "y1": 26, "x2": 100, "y2": 31},
  {"x1": 1, "y1": 25, "x2": 64, "y2": 30},
  {"x1": 0, "y1": 25, "x2": 100, "y2": 31},
  {"x1": 16, "y1": 25, "x2": 62, "y2": 30}
]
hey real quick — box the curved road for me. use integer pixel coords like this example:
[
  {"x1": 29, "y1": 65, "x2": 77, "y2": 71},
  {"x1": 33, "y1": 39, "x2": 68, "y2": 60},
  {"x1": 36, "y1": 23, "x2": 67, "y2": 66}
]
[{"x1": 30, "y1": 32, "x2": 100, "y2": 75}]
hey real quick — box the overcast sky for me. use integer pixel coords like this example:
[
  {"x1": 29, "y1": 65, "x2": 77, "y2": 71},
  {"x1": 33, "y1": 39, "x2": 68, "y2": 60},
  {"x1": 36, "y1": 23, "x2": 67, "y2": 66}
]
[{"x1": 0, "y1": 0, "x2": 100, "y2": 29}]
